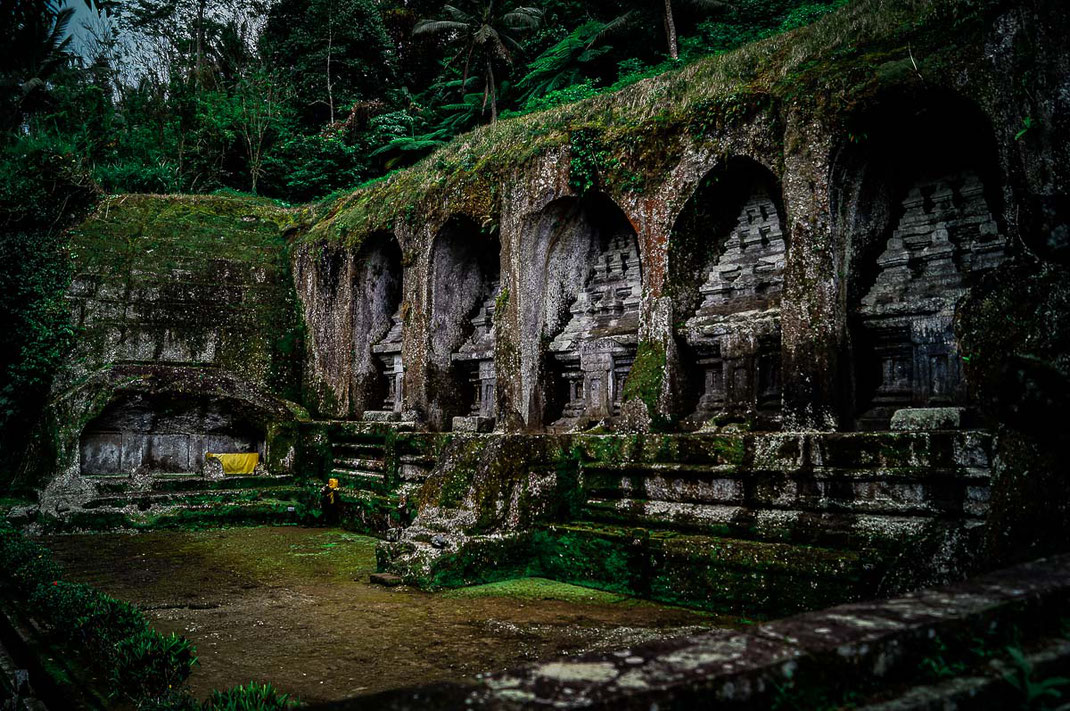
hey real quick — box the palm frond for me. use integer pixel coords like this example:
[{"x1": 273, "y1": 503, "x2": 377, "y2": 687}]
[
  {"x1": 473, "y1": 23, "x2": 498, "y2": 45},
  {"x1": 593, "y1": 11, "x2": 636, "y2": 45},
  {"x1": 441, "y1": 5, "x2": 472, "y2": 22},
  {"x1": 502, "y1": 7, "x2": 542, "y2": 30},
  {"x1": 413, "y1": 19, "x2": 470, "y2": 36}
]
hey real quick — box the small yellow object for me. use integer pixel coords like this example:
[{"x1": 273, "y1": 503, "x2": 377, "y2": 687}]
[
  {"x1": 205, "y1": 452, "x2": 259, "y2": 475},
  {"x1": 328, "y1": 478, "x2": 339, "y2": 489}
]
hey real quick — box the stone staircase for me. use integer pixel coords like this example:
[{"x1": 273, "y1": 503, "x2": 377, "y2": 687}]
[
  {"x1": 329, "y1": 435, "x2": 392, "y2": 493},
  {"x1": 37, "y1": 473, "x2": 305, "y2": 531},
  {"x1": 324, "y1": 424, "x2": 436, "y2": 531},
  {"x1": 536, "y1": 430, "x2": 992, "y2": 616}
]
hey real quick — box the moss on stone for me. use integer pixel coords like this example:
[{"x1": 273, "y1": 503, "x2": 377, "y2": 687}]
[
  {"x1": 622, "y1": 341, "x2": 667, "y2": 416},
  {"x1": 440, "y1": 577, "x2": 638, "y2": 605}
]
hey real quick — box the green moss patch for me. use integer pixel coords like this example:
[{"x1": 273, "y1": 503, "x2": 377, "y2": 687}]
[{"x1": 441, "y1": 577, "x2": 637, "y2": 605}]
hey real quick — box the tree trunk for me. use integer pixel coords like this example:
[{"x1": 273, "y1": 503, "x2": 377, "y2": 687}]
[
  {"x1": 663, "y1": 0, "x2": 679, "y2": 60},
  {"x1": 326, "y1": 23, "x2": 335, "y2": 124},
  {"x1": 487, "y1": 59, "x2": 497, "y2": 122},
  {"x1": 195, "y1": 0, "x2": 206, "y2": 86}
]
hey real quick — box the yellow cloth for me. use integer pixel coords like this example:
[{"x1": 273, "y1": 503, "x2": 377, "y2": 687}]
[{"x1": 206, "y1": 453, "x2": 259, "y2": 475}]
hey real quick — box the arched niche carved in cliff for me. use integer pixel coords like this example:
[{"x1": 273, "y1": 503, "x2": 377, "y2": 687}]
[
  {"x1": 668, "y1": 157, "x2": 788, "y2": 430},
  {"x1": 526, "y1": 193, "x2": 642, "y2": 430},
  {"x1": 354, "y1": 231, "x2": 404, "y2": 418},
  {"x1": 79, "y1": 392, "x2": 265, "y2": 477},
  {"x1": 427, "y1": 215, "x2": 502, "y2": 432},
  {"x1": 832, "y1": 91, "x2": 1007, "y2": 430}
]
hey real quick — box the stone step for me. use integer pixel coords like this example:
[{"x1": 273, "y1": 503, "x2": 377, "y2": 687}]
[
  {"x1": 329, "y1": 469, "x2": 388, "y2": 492},
  {"x1": 576, "y1": 500, "x2": 966, "y2": 550},
  {"x1": 535, "y1": 522, "x2": 875, "y2": 615},
  {"x1": 81, "y1": 486, "x2": 305, "y2": 510},
  {"x1": 801, "y1": 431, "x2": 992, "y2": 470},
  {"x1": 332, "y1": 457, "x2": 386, "y2": 473},
  {"x1": 87, "y1": 475, "x2": 293, "y2": 496},
  {"x1": 331, "y1": 441, "x2": 387, "y2": 457},
  {"x1": 567, "y1": 431, "x2": 992, "y2": 471},
  {"x1": 581, "y1": 469, "x2": 990, "y2": 517},
  {"x1": 45, "y1": 498, "x2": 304, "y2": 532},
  {"x1": 582, "y1": 463, "x2": 989, "y2": 482}
]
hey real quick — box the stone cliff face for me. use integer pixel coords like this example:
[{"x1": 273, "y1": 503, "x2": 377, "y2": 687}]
[{"x1": 29, "y1": 195, "x2": 307, "y2": 497}]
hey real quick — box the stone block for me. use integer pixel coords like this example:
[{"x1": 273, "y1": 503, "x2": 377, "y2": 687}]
[
  {"x1": 890, "y1": 407, "x2": 965, "y2": 431},
  {"x1": 451, "y1": 416, "x2": 494, "y2": 433},
  {"x1": 369, "y1": 572, "x2": 403, "y2": 587},
  {"x1": 363, "y1": 410, "x2": 401, "y2": 423}
]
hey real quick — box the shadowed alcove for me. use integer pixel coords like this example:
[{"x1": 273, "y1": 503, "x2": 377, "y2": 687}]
[
  {"x1": 520, "y1": 192, "x2": 641, "y2": 430},
  {"x1": 427, "y1": 215, "x2": 502, "y2": 432},
  {"x1": 354, "y1": 231, "x2": 404, "y2": 418},
  {"x1": 79, "y1": 392, "x2": 265, "y2": 477},
  {"x1": 668, "y1": 157, "x2": 789, "y2": 429},
  {"x1": 832, "y1": 91, "x2": 1008, "y2": 429}
]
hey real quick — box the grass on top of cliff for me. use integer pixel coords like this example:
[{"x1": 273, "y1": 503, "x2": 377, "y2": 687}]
[
  {"x1": 304, "y1": 0, "x2": 990, "y2": 246},
  {"x1": 70, "y1": 193, "x2": 312, "y2": 273}
]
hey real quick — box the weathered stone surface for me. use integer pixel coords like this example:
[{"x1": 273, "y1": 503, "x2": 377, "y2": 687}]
[
  {"x1": 890, "y1": 407, "x2": 965, "y2": 431},
  {"x1": 362, "y1": 410, "x2": 402, "y2": 423},
  {"x1": 368, "y1": 572, "x2": 403, "y2": 587},
  {"x1": 451, "y1": 416, "x2": 495, "y2": 433}
]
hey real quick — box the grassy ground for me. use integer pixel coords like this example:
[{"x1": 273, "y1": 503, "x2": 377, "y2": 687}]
[{"x1": 43, "y1": 525, "x2": 731, "y2": 704}]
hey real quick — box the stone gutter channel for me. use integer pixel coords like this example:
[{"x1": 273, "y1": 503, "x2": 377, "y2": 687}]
[{"x1": 308, "y1": 553, "x2": 1070, "y2": 710}]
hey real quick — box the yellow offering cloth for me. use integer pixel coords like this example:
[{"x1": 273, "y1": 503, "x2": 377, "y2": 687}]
[{"x1": 205, "y1": 452, "x2": 259, "y2": 474}]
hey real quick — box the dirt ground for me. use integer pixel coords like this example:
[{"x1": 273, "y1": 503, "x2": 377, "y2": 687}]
[{"x1": 44, "y1": 526, "x2": 730, "y2": 705}]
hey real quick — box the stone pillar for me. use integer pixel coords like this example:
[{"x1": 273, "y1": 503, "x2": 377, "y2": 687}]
[
  {"x1": 396, "y1": 222, "x2": 424, "y2": 422},
  {"x1": 497, "y1": 151, "x2": 572, "y2": 432},
  {"x1": 779, "y1": 111, "x2": 841, "y2": 431}
]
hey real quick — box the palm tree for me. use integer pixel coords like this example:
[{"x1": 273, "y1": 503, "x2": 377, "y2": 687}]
[
  {"x1": 616, "y1": 0, "x2": 729, "y2": 61},
  {"x1": 0, "y1": 0, "x2": 112, "y2": 133},
  {"x1": 413, "y1": 1, "x2": 542, "y2": 122}
]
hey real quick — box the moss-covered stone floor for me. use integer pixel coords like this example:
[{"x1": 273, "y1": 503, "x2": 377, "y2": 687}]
[{"x1": 42, "y1": 526, "x2": 735, "y2": 704}]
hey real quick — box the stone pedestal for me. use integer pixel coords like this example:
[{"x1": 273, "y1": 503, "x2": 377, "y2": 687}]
[
  {"x1": 451, "y1": 415, "x2": 495, "y2": 433},
  {"x1": 363, "y1": 410, "x2": 402, "y2": 423},
  {"x1": 890, "y1": 407, "x2": 965, "y2": 431}
]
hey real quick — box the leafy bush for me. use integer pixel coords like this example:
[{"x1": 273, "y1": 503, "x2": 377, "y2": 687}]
[
  {"x1": 111, "y1": 630, "x2": 197, "y2": 700},
  {"x1": 0, "y1": 525, "x2": 61, "y2": 594},
  {"x1": 203, "y1": 682, "x2": 298, "y2": 711},
  {"x1": 519, "y1": 80, "x2": 599, "y2": 114},
  {"x1": 28, "y1": 579, "x2": 148, "y2": 651}
]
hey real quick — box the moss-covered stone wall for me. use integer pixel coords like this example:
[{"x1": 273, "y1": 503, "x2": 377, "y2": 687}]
[
  {"x1": 28, "y1": 195, "x2": 312, "y2": 493},
  {"x1": 290, "y1": 0, "x2": 1069, "y2": 437}
]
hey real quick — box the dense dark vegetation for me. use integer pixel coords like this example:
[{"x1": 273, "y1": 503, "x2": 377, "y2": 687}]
[{"x1": 3, "y1": 0, "x2": 847, "y2": 202}]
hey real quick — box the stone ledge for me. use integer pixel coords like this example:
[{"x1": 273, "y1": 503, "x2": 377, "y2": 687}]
[
  {"x1": 362, "y1": 411, "x2": 402, "y2": 423},
  {"x1": 451, "y1": 416, "x2": 495, "y2": 433},
  {"x1": 890, "y1": 407, "x2": 966, "y2": 431}
]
